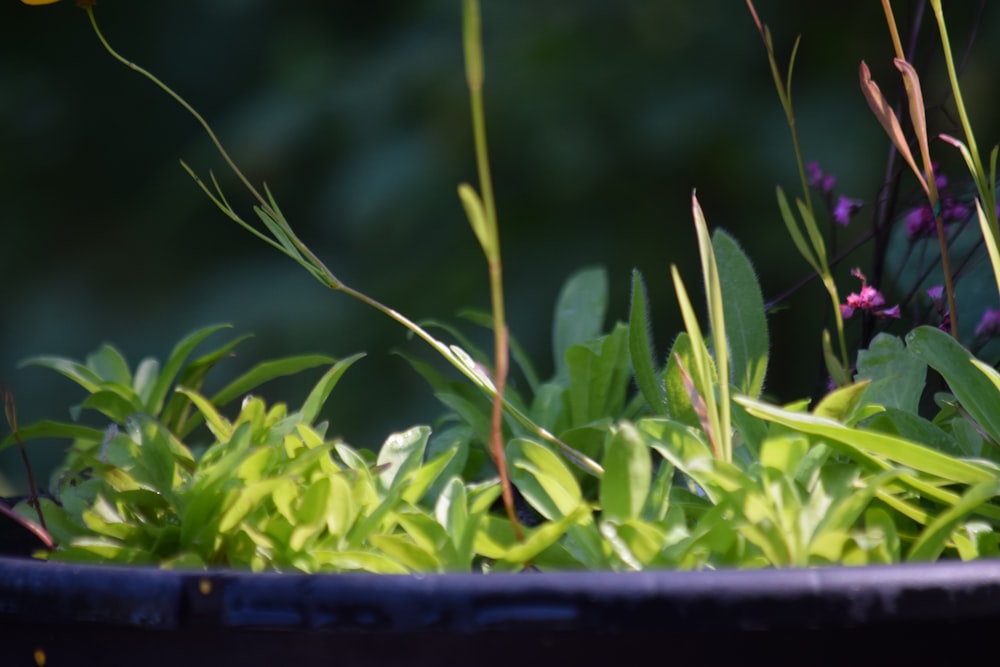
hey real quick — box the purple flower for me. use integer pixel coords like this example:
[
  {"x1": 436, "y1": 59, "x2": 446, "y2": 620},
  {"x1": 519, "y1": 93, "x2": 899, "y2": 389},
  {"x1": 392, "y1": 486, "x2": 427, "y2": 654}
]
[
  {"x1": 926, "y1": 285, "x2": 951, "y2": 332},
  {"x1": 905, "y1": 204, "x2": 936, "y2": 237},
  {"x1": 833, "y1": 196, "x2": 863, "y2": 226},
  {"x1": 806, "y1": 161, "x2": 836, "y2": 195},
  {"x1": 974, "y1": 308, "x2": 1000, "y2": 338},
  {"x1": 941, "y1": 198, "x2": 970, "y2": 222},
  {"x1": 841, "y1": 268, "x2": 900, "y2": 320},
  {"x1": 933, "y1": 162, "x2": 948, "y2": 190}
]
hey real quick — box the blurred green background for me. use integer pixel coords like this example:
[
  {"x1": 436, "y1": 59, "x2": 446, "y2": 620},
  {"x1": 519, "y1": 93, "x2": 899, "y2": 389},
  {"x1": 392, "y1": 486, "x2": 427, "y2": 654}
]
[{"x1": 2, "y1": 1, "x2": 998, "y2": 493}]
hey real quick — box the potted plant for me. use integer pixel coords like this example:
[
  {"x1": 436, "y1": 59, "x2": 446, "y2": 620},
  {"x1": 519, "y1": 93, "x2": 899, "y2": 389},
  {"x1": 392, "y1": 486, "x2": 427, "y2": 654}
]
[{"x1": 4, "y1": 1, "x2": 1000, "y2": 664}]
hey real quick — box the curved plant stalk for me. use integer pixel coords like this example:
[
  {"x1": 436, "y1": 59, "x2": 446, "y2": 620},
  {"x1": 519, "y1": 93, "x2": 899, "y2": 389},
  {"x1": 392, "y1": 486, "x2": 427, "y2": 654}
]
[
  {"x1": 76, "y1": 6, "x2": 602, "y2": 487},
  {"x1": 775, "y1": 187, "x2": 850, "y2": 379},
  {"x1": 863, "y1": 1, "x2": 958, "y2": 338},
  {"x1": 746, "y1": 1, "x2": 849, "y2": 372},
  {"x1": 926, "y1": 0, "x2": 1000, "y2": 302},
  {"x1": 459, "y1": 0, "x2": 521, "y2": 541},
  {"x1": 745, "y1": 0, "x2": 812, "y2": 217},
  {"x1": 669, "y1": 195, "x2": 733, "y2": 463}
]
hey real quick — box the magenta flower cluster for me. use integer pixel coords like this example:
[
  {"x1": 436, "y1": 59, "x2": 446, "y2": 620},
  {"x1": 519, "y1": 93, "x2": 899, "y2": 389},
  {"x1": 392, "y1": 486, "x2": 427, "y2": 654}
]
[
  {"x1": 975, "y1": 308, "x2": 1000, "y2": 339},
  {"x1": 903, "y1": 165, "x2": 972, "y2": 238},
  {"x1": 841, "y1": 268, "x2": 900, "y2": 320},
  {"x1": 927, "y1": 285, "x2": 1000, "y2": 339},
  {"x1": 926, "y1": 285, "x2": 952, "y2": 333},
  {"x1": 807, "y1": 161, "x2": 863, "y2": 227}
]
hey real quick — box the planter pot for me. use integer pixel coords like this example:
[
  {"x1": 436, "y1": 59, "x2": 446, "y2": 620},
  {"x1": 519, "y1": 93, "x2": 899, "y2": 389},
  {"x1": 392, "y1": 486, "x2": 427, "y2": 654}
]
[{"x1": 1, "y1": 556, "x2": 999, "y2": 666}]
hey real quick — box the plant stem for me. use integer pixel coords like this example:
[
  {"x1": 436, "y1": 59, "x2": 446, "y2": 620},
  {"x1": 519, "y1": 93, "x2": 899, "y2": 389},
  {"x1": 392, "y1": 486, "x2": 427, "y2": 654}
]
[
  {"x1": 80, "y1": 4, "x2": 603, "y2": 491},
  {"x1": 463, "y1": 0, "x2": 522, "y2": 540},
  {"x1": 85, "y1": 9, "x2": 270, "y2": 215},
  {"x1": 2, "y1": 387, "x2": 46, "y2": 532}
]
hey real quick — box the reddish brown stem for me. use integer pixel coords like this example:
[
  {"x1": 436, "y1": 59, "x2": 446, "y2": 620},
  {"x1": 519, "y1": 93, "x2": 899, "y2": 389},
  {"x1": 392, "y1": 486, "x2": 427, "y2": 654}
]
[
  {"x1": 491, "y1": 326, "x2": 523, "y2": 542},
  {"x1": 2, "y1": 387, "x2": 47, "y2": 532}
]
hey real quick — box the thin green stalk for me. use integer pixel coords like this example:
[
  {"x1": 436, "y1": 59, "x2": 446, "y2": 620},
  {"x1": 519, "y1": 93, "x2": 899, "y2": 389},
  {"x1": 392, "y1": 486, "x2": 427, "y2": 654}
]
[
  {"x1": 85, "y1": 9, "x2": 267, "y2": 215},
  {"x1": 80, "y1": 4, "x2": 603, "y2": 488},
  {"x1": 746, "y1": 0, "x2": 813, "y2": 217},
  {"x1": 748, "y1": 1, "x2": 849, "y2": 369},
  {"x1": 876, "y1": 3, "x2": 960, "y2": 338},
  {"x1": 462, "y1": 0, "x2": 522, "y2": 541},
  {"x1": 929, "y1": 1, "x2": 988, "y2": 197},
  {"x1": 928, "y1": 1, "x2": 1000, "y2": 299}
]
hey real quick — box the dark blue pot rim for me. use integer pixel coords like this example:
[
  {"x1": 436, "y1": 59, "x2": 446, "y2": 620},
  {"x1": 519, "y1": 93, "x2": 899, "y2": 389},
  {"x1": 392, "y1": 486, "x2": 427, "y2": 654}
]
[{"x1": 2, "y1": 556, "x2": 1000, "y2": 633}]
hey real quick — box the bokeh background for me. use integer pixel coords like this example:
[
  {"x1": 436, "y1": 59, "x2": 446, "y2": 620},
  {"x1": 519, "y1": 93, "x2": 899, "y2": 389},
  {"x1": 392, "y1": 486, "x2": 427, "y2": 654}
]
[{"x1": 2, "y1": 1, "x2": 998, "y2": 493}]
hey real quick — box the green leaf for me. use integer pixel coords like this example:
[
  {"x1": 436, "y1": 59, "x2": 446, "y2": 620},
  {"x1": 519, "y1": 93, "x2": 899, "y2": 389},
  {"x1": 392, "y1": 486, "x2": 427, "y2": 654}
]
[
  {"x1": 670, "y1": 265, "x2": 724, "y2": 458},
  {"x1": 312, "y1": 550, "x2": 410, "y2": 574},
  {"x1": 713, "y1": 229, "x2": 769, "y2": 398},
  {"x1": 692, "y1": 195, "x2": 732, "y2": 462},
  {"x1": 737, "y1": 396, "x2": 996, "y2": 485},
  {"x1": 326, "y1": 473, "x2": 356, "y2": 539},
  {"x1": 255, "y1": 206, "x2": 304, "y2": 262},
  {"x1": 759, "y1": 433, "x2": 809, "y2": 474},
  {"x1": 565, "y1": 323, "x2": 630, "y2": 425},
  {"x1": 508, "y1": 438, "x2": 583, "y2": 519},
  {"x1": 628, "y1": 269, "x2": 667, "y2": 414},
  {"x1": 906, "y1": 326, "x2": 1000, "y2": 444},
  {"x1": 552, "y1": 267, "x2": 608, "y2": 380},
  {"x1": 86, "y1": 344, "x2": 133, "y2": 386},
  {"x1": 211, "y1": 354, "x2": 338, "y2": 409},
  {"x1": 377, "y1": 426, "x2": 430, "y2": 493},
  {"x1": 133, "y1": 357, "x2": 161, "y2": 406},
  {"x1": 776, "y1": 186, "x2": 820, "y2": 274},
  {"x1": 663, "y1": 333, "x2": 699, "y2": 429},
  {"x1": 498, "y1": 506, "x2": 589, "y2": 565},
  {"x1": 436, "y1": 477, "x2": 471, "y2": 560},
  {"x1": 458, "y1": 183, "x2": 494, "y2": 260},
  {"x1": 147, "y1": 324, "x2": 233, "y2": 416},
  {"x1": 80, "y1": 389, "x2": 145, "y2": 424},
  {"x1": 907, "y1": 480, "x2": 1000, "y2": 562},
  {"x1": 176, "y1": 386, "x2": 233, "y2": 442},
  {"x1": 0, "y1": 421, "x2": 105, "y2": 454},
  {"x1": 855, "y1": 334, "x2": 927, "y2": 413},
  {"x1": 289, "y1": 477, "x2": 332, "y2": 551},
  {"x1": 130, "y1": 415, "x2": 193, "y2": 492},
  {"x1": 19, "y1": 356, "x2": 103, "y2": 394},
  {"x1": 808, "y1": 468, "x2": 908, "y2": 561},
  {"x1": 218, "y1": 479, "x2": 285, "y2": 534},
  {"x1": 813, "y1": 380, "x2": 872, "y2": 424},
  {"x1": 600, "y1": 423, "x2": 651, "y2": 522},
  {"x1": 299, "y1": 353, "x2": 366, "y2": 424}
]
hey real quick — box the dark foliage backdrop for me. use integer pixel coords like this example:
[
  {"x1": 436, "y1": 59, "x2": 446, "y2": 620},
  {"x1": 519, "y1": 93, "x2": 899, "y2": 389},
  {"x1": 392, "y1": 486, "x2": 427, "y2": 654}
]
[{"x1": 2, "y1": 1, "x2": 998, "y2": 492}]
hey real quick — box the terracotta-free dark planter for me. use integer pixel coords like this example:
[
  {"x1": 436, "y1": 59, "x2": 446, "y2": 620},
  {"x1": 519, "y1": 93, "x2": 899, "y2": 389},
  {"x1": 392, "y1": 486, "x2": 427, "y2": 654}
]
[{"x1": 1, "y1": 555, "x2": 998, "y2": 665}]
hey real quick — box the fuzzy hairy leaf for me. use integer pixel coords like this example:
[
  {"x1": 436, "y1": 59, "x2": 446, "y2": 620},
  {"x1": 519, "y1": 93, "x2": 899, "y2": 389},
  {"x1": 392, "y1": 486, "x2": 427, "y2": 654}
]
[
  {"x1": 628, "y1": 269, "x2": 667, "y2": 414},
  {"x1": 713, "y1": 229, "x2": 769, "y2": 398}
]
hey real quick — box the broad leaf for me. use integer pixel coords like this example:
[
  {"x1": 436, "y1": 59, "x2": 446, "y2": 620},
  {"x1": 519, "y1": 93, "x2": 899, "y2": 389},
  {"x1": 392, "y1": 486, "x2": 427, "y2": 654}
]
[
  {"x1": 906, "y1": 326, "x2": 1000, "y2": 444},
  {"x1": 713, "y1": 229, "x2": 769, "y2": 398},
  {"x1": 552, "y1": 267, "x2": 608, "y2": 380},
  {"x1": 600, "y1": 423, "x2": 651, "y2": 522}
]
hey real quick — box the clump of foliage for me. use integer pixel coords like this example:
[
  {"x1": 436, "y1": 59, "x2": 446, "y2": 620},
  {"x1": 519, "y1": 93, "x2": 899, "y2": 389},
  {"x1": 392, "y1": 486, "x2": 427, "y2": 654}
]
[{"x1": 5, "y1": 0, "x2": 1000, "y2": 572}]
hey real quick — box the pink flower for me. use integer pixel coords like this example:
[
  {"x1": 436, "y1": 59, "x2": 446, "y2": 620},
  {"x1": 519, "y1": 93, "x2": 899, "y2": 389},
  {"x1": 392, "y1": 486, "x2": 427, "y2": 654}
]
[
  {"x1": 833, "y1": 196, "x2": 862, "y2": 226},
  {"x1": 841, "y1": 268, "x2": 900, "y2": 320},
  {"x1": 974, "y1": 308, "x2": 1000, "y2": 338}
]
